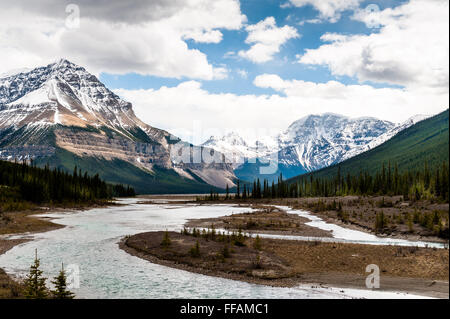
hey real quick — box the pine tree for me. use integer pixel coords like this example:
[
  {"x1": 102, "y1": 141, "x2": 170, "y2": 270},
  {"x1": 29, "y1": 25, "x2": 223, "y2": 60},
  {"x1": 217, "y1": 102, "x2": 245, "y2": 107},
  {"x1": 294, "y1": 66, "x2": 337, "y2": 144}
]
[
  {"x1": 375, "y1": 211, "x2": 387, "y2": 233},
  {"x1": 23, "y1": 249, "x2": 48, "y2": 299},
  {"x1": 253, "y1": 235, "x2": 262, "y2": 250},
  {"x1": 51, "y1": 263, "x2": 75, "y2": 299},
  {"x1": 161, "y1": 230, "x2": 171, "y2": 247},
  {"x1": 271, "y1": 181, "x2": 276, "y2": 198},
  {"x1": 189, "y1": 240, "x2": 201, "y2": 257},
  {"x1": 336, "y1": 165, "x2": 341, "y2": 194}
]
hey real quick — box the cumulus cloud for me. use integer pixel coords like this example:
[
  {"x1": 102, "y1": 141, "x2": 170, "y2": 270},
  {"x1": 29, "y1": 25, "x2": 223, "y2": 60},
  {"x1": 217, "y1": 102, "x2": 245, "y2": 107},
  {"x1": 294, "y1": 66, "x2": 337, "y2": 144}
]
[
  {"x1": 287, "y1": 0, "x2": 363, "y2": 23},
  {"x1": 115, "y1": 76, "x2": 448, "y2": 143},
  {"x1": 182, "y1": 30, "x2": 223, "y2": 44},
  {"x1": 238, "y1": 17, "x2": 299, "y2": 63},
  {"x1": 298, "y1": 0, "x2": 449, "y2": 92},
  {"x1": 4, "y1": 0, "x2": 187, "y2": 24},
  {"x1": 0, "y1": 0, "x2": 246, "y2": 79}
]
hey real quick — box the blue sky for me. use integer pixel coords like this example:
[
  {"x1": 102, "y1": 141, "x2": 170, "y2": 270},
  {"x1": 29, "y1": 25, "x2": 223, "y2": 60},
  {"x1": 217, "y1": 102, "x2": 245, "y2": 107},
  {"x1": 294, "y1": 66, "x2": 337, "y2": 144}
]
[{"x1": 101, "y1": 0, "x2": 408, "y2": 96}]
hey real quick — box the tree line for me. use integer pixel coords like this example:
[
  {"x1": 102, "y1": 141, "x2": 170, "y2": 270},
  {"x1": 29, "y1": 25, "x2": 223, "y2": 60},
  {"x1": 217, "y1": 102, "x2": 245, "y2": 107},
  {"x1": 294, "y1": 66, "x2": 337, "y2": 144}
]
[
  {"x1": 0, "y1": 159, "x2": 135, "y2": 204},
  {"x1": 232, "y1": 161, "x2": 449, "y2": 202}
]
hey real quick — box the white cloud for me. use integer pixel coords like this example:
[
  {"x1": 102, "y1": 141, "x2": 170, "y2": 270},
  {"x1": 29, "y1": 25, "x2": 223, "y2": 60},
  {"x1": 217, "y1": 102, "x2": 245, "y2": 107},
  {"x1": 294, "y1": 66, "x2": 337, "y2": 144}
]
[
  {"x1": 298, "y1": 0, "x2": 449, "y2": 92},
  {"x1": 238, "y1": 17, "x2": 299, "y2": 63},
  {"x1": 115, "y1": 82, "x2": 287, "y2": 144},
  {"x1": 182, "y1": 30, "x2": 223, "y2": 44},
  {"x1": 212, "y1": 67, "x2": 229, "y2": 80},
  {"x1": 288, "y1": 0, "x2": 363, "y2": 23},
  {"x1": 115, "y1": 76, "x2": 448, "y2": 143},
  {"x1": 253, "y1": 74, "x2": 287, "y2": 91},
  {"x1": 0, "y1": 0, "x2": 246, "y2": 79}
]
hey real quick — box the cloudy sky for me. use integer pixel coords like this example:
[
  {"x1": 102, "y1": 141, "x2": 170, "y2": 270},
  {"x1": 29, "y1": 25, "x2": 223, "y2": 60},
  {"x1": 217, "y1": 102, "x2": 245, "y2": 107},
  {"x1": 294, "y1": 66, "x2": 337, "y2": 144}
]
[{"x1": 0, "y1": 0, "x2": 448, "y2": 143}]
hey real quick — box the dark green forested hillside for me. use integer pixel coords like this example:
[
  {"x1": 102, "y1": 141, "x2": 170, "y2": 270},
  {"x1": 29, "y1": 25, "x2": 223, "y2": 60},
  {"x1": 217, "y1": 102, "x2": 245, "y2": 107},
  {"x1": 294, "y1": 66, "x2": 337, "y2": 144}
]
[
  {"x1": 288, "y1": 109, "x2": 449, "y2": 181},
  {"x1": 0, "y1": 159, "x2": 135, "y2": 211},
  {"x1": 33, "y1": 148, "x2": 223, "y2": 194}
]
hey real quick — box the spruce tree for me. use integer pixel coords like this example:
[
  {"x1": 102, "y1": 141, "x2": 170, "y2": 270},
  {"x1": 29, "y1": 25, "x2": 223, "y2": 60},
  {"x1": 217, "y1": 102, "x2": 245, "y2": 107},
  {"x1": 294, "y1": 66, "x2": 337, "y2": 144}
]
[
  {"x1": 253, "y1": 235, "x2": 262, "y2": 250},
  {"x1": 189, "y1": 240, "x2": 201, "y2": 257},
  {"x1": 51, "y1": 263, "x2": 75, "y2": 299},
  {"x1": 161, "y1": 230, "x2": 171, "y2": 247},
  {"x1": 23, "y1": 249, "x2": 48, "y2": 299}
]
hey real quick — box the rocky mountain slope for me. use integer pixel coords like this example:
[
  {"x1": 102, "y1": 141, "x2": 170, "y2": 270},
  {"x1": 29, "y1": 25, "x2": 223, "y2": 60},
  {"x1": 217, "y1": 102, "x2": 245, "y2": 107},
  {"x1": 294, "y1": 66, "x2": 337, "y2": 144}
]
[
  {"x1": 205, "y1": 113, "x2": 429, "y2": 183},
  {"x1": 287, "y1": 109, "x2": 449, "y2": 184},
  {"x1": 0, "y1": 59, "x2": 235, "y2": 193}
]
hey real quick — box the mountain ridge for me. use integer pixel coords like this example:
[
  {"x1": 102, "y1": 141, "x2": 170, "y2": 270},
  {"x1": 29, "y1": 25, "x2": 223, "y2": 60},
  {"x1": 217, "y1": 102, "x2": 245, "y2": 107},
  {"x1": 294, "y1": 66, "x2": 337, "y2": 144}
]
[
  {"x1": 204, "y1": 113, "x2": 429, "y2": 183},
  {"x1": 286, "y1": 109, "x2": 449, "y2": 185},
  {"x1": 0, "y1": 59, "x2": 236, "y2": 193}
]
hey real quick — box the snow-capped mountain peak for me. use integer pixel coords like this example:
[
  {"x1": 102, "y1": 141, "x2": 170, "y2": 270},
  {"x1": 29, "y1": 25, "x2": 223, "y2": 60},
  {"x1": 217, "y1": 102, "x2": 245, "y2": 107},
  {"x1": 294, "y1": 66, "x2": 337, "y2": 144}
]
[
  {"x1": 398, "y1": 114, "x2": 430, "y2": 127},
  {"x1": 0, "y1": 59, "x2": 139, "y2": 132},
  {"x1": 274, "y1": 113, "x2": 395, "y2": 171},
  {"x1": 0, "y1": 59, "x2": 237, "y2": 189},
  {"x1": 341, "y1": 114, "x2": 432, "y2": 161},
  {"x1": 0, "y1": 67, "x2": 32, "y2": 79},
  {"x1": 207, "y1": 112, "x2": 429, "y2": 181}
]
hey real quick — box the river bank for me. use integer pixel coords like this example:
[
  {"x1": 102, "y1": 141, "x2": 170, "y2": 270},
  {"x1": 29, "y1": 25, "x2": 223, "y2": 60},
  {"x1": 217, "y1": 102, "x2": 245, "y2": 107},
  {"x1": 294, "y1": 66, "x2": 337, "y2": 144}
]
[
  {"x1": 120, "y1": 230, "x2": 449, "y2": 298},
  {"x1": 140, "y1": 195, "x2": 449, "y2": 243},
  {"x1": 0, "y1": 239, "x2": 29, "y2": 298},
  {"x1": 186, "y1": 205, "x2": 333, "y2": 238},
  {"x1": 0, "y1": 209, "x2": 64, "y2": 298},
  {"x1": 122, "y1": 196, "x2": 449, "y2": 298},
  {"x1": 1, "y1": 198, "x2": 448, "y2": 299},
  {"x1": 0, "y1": 200, "x2": 118, "y2": 298}
]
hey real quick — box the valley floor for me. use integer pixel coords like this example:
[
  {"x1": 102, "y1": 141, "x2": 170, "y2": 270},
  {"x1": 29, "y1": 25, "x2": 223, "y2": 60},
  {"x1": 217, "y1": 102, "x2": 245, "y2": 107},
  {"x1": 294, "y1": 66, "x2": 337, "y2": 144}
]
[
  {"x1": 1, "y1": 196, "x2": 448, "y2": 298},
  {"x1": 121, "y1": 231, "x2": 449, "y2": 298},
  {"x1": 139, "y1": 194, "x2": 449, "y2": 243},
  {"x1": 125, "y1": 195, "x2": 449, "y2": 298}
]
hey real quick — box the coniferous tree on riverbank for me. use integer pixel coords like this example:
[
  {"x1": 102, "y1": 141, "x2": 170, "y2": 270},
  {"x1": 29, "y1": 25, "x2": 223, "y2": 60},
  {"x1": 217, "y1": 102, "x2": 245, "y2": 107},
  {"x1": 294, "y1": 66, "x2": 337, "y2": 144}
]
[
  {"x1": 238, "y1": 161, "x2": 449, "y2": 203},
  {"x1": 23, "y1": 249, "x2": 48, "y2": 299}
]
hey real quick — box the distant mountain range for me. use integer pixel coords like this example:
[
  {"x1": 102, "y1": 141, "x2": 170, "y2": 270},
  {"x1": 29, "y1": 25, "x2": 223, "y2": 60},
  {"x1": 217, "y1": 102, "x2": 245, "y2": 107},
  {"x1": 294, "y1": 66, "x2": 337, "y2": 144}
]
[
  {"x1": 203, "y1": 113, "x2": 430, "y2": 183},
  {"x1": 287, "y1": 109, "x2": 449, "y2": 184},
  {"x1": 0, "y1": 59, "x2": 235, "y2": 193},
  {"x1": 0, "y1": 59, "x2": 444, "y2": 194}
]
